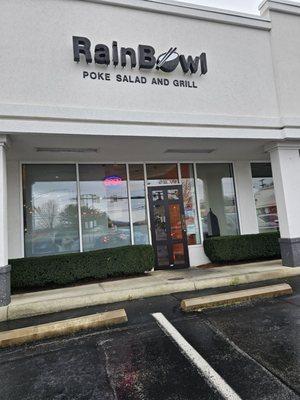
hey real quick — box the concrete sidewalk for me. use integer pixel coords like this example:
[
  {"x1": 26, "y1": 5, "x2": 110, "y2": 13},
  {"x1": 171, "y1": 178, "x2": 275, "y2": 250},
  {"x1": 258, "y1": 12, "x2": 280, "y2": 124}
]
[{"x1": 1, "y1": 259, "x2": 300, "y2": 322}]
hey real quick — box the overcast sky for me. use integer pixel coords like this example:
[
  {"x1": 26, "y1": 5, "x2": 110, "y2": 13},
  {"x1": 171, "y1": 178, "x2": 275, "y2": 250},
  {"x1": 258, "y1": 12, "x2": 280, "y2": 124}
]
[{"x1": 175, "y1": 0, "x2": 296, "y2": 15}]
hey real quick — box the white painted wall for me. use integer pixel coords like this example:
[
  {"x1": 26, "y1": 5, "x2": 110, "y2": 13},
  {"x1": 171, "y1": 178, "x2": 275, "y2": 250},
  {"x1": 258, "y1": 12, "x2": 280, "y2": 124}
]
[
  {"x1": 262, "y1": 1, "x2": 300, "y2": 124},
  {"x1": 260, "y1": 2, "x2": 300, "y2": 243},
  {"x1": 0, "y1": 0, "x2": 279, "y2": 121},
  {"x1": 188, "y1": 245, "x2": 210, "y2": 267}
]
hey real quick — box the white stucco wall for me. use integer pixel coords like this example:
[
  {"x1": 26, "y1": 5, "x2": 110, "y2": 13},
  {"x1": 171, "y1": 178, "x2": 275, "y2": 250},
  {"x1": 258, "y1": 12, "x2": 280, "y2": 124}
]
[
  {"x1": 0, "y1": 0, "x2": 279, "y2": 121},
  {"x1": 261, "y1": 1, "x2": 300, "y2": 125}
]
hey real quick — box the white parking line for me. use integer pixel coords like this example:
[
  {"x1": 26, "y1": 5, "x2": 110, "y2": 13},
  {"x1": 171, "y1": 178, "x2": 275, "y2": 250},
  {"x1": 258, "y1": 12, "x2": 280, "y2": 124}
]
[{"x1": 152, "y1": 312, "x2": 242, "y2": 400}]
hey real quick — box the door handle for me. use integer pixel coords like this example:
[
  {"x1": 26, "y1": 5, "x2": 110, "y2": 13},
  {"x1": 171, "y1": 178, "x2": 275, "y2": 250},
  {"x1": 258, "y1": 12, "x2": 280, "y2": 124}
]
[{"x1": 181, "y1": 215, "x2": 187, "y2": 232}]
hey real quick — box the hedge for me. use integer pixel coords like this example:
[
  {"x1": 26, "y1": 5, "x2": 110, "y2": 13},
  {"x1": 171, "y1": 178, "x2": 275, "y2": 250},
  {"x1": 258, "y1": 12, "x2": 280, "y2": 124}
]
[
  {"x1": 10, "y1": 245, "x2": 155, "y2": 291},
  {"x1": 203, "y1": 232, "x2": 281, "y2": 263}
]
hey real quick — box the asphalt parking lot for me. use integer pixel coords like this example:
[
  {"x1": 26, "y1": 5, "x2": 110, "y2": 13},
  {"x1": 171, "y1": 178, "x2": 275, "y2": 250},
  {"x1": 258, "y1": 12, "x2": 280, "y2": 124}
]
[{"x1": 0, "y1": 277, "x2": 299, "y2": 400}]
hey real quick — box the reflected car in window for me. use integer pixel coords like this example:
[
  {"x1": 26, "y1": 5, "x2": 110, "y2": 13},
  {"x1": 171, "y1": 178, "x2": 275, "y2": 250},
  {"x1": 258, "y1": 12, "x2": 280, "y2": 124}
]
[
  {"x1": 257, "y1": 214, "x2": 279, "y2": 231},
  {"x1": 98, "y1": 229, "x2": 130, "y2": 248}
]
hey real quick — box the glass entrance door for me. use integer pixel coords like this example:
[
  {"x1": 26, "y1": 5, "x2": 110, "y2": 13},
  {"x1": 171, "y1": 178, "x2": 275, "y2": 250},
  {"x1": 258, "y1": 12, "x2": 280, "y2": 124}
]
[{"x1": 148, "y1": 185, "x2": 190, "y2": 269}]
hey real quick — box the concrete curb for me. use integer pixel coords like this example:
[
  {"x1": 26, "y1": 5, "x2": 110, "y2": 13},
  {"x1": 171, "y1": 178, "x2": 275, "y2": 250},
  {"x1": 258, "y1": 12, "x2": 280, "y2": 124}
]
[
  {"x1": 0, "y1": 306, "x2": 8, "y2": 322},
  {"x1": 0, "y1": 309, "x2": 127, "y2": 348},
  {"x1": 193, "y1": 267, "x2": 300, "y2": 290},
  {"x1": 1, "y1": 266, "x2": 300, "y2": 322},
  {"x1": 181, "y1": 283, "x2": 293, "y2": 311}
]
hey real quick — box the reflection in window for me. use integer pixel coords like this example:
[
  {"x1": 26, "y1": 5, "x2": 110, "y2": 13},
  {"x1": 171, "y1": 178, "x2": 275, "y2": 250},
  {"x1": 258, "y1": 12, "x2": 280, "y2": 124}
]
[
  {"x1": 173, "y1": 243, "x2": 185, "y2": 265},
  {"x1": 128, "y1": 164, "x2": 149, "y2": 244},
  {"x1": 79, "y1": 164, "x2": 131, "y2": 251},
  {"x1": 169, "y1": 203, "x2": 183, "y2": 240},
  {"x1": 146, "y1": 164, "x2": 178, "y2": 185},
  {"x1": 153, "y1": 200, "x2": 167, "y2": 241},
  {"x1": 251, "y1": 163, "x2": 279, "y2": 233},
  {"x1": 23, "y1": 164, "x2": 80, "y2": 257},
  {"x1": 167, "y1": 189, "x2": 180, "y2": 200},
  {"x1": 180, "y1": 164, "x2": 201, "y2": 244},
  {"x1": 196, "y1": 163, "x2": 239, "y2": 237}
]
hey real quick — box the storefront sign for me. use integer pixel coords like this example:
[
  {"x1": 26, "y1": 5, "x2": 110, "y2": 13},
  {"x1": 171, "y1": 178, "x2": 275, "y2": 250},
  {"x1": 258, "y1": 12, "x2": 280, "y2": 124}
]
[{"x1": 73, "y1": 36, "x2": 207, "y2": 88}]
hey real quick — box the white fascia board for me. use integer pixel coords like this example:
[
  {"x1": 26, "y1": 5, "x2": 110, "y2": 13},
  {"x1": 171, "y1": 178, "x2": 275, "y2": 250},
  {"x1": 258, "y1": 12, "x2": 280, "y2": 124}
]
[
  {"x1": 259, "y1": 0, "x2": 300, "y2": 16},
  {"x1": 0, "y1": 119, "x2": 284, "y2": 140},
  {"x1": 3, "y1": 104, "x2": 300, "y2": 140},
  {"x1": 79, "y1": 0, "x2": 271, "y2": 30},
  {"x1": 0, "y1": 103, "x2": 281, "y2": 129},
  {"x1": 264, "y1": 140, "x2": 300, "y2": 152},
  {"x1": 280, "y1": 128, "x2": 300, "y2": 140}
]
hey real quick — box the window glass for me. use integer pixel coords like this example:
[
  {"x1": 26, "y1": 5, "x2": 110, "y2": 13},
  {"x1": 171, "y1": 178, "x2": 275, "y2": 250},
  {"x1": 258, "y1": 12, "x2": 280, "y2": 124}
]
[
  {"x1": 146, "y1": 164, "x2": 178, "y2": 185},
  {"x1": 79, "y1": 164, "x2": 131, "y2": 251},
  {"x1": 180, "y1": 164, "x2": 201, "y2": 245},
  {"x1": 23, "y1": 164, "x2": 80, "y2": 257},
  {"x1": 196, "y1": 163, "x2": 239, "y2": 238},
  {"x1": 128, "y1": 164, "x2": 149, "y2": 244},
  {"x1": 251, "y1": 163, "x2": 279, "y2": 233}
]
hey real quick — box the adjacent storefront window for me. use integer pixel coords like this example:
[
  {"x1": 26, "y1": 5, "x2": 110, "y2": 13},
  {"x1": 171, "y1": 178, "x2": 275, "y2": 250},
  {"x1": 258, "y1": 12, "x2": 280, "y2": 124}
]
[
  {"x1": 79, "y1": 164, "x2": 131, "y2": 251},
  {"x1": 128, "y1": 164, "x2": 149, "y2": 244},
  {"x1": 251, "y1": 163, "x2": 279, "y2": 233},
  {"x1": 196, "y1": 163, "x2": 239, "y2": 238},
  {"x1": 180, "y1": 164, "x2": 201, "y2": 245},
  {"x1": 23, "y1": 164, "x2": 80, "y2": 257}
]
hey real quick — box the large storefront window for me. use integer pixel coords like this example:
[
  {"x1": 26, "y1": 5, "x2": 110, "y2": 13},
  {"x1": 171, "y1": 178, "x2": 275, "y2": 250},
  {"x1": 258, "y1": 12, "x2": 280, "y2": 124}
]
[
  {"x1": 180, "y1": 164, "x2": 201, "y2": 245},
  {"x1": 251, "y1": 163, "x2": 279, "y2": 233},
  {"x1": 23, "y1": 164, "x2": 80, "y2": 257},
  {"x1": 196, "y1": 163, "x2": 239, "y2": 238},
  {"x1": 22, "y1": 162, "x2": 242, "y2": 258},
  {"x1": 128, "y1": 164, "x2": 149, "y2": 244},
  {"x1": 79, "y1": 164, "x2": 131, "y2": 251}
]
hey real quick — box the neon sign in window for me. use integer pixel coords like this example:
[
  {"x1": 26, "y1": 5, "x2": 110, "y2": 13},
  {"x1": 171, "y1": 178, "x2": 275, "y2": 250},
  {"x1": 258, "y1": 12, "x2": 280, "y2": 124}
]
[{"x1": 103, "y1": 175, "x2": 123, "y2": 186}]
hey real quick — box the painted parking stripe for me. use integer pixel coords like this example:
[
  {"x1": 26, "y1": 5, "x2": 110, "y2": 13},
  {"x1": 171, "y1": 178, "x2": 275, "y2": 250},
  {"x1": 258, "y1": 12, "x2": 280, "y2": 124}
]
[{"x1": 152, "y1": 313, "x2": 242, "y2": 400}]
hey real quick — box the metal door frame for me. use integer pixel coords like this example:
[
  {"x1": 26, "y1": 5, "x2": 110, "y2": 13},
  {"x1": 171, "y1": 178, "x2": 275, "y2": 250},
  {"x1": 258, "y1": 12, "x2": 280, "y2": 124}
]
[{"x1": 148, "y1": 184, "x2": 190, "y2": 269}]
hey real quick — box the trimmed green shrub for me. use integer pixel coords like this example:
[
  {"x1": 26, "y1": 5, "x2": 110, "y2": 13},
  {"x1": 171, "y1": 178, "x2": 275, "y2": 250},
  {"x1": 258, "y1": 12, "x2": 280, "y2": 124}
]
[
  {"x1": 203, "y1": 232, "x2": 280, "y2": 263},
  {"x1": 10, "y1": 245, "x2": 155, "y2": 291}
]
